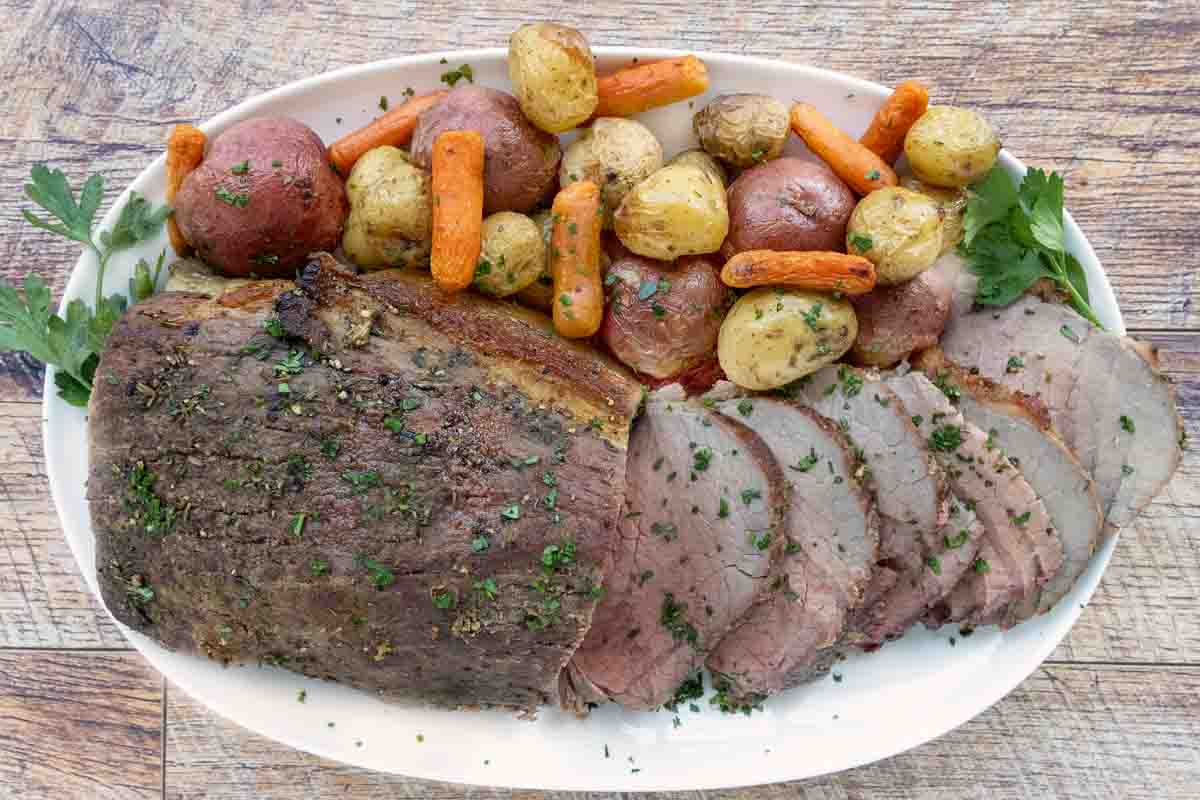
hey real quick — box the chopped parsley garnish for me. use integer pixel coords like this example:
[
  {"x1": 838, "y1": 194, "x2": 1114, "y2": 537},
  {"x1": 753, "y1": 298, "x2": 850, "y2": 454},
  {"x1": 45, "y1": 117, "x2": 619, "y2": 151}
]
[
  {"x1": 1122, "y1": 464, "x2": 1135, "y2": 477},
  {"x1": 911, "y1": 414, "x2": 924, "y2": 427},
  {"x1": 848, "y1": 233, "x2": 873, "y2": 253},
  {"x1": 263, "y1": 317, "x2": 286, "y2": 338},
  {"x1": 751, "y1": 531, "x2": 772, "y2": 551},
  {"x1": 925, "y1": 556, "x2": 942, "y2": 576},
  {"x1": 500, "y1": 503, "x2": 521, "y2": 520},
  {"x1": 692, "y1": 447, "x2": 713, "y2": 472},
  {"x1": 651, "y1": 521, "x2": 678, "y2": 540},
  {"x1": 660, "y1": 593, "x2": 699, "y2": 647},
  {"x1": 230, "y1": 159, "x2": 250, "y2": 175},
  {"x1": 972, "y1": 557, "x2": 991, "y2": 575},
  {"x1": 740, "y1": 488, "x2": 762, "y2": 505},
  {"x1": 356, "y1": 555, "x2": 395, "y2": 589},
  {"x1": 440, "y1": 63, "x2": 474, "y2": 86},
  {"x1": 1060, "y1": 324, "x2": 1080, "y2": 343},
  {"x1": 474, "y1": 578, "x2": 498, "y2": 601},
  {"x1": 838, "y1": 365, "x2": 863, "y2": 397},
  {"x1": 215, "y1": 186, "x2": 249, "y2": 207},
  {"x1": 542, "y1": 540, "x2": 576, "y2": 570},
  {"x1": 290, "y1": 512, "x2": 308, "y2": 537},
  {"x1": 929, "y1": 425, "x2": 963, "y2": 452},
  {"x1": 932, "y1": 370, "x2": 961, "y2": 403},
  {"x1": 791, "y1": 448, "x2": 819, "y2": 472},
  {"x1": 310, "y1": 559, "x2": 329, "y2": 577},
  {"x1": 736, "y1": 399, "x2": 754, "y2": 417},
  {"x1": 274, "y1": 350, "x2": 304, "y2": 376},
  {"x1": 378, "y1": 95, "x2": 389, "y2": 111},
  {"x1": 865, "y1": 169, "x2": 881, "y2": 181},
  {"x1": 664, "y1": 672, "x2": 705, "y2": 712},
  {"x1": 471, "y1": 535, "x2": 490, "y2": 553},
  {"x1": 718, "y1": 498, "x2": 730, "y2": 518},
  {"x1": 651, "y1": 302, "x2": 667, "y2": 320},
  {"x1": 1006, "y1": 355, "x2": 1025, "y2": 373},
  {"x1": 944, "y1": 529, "x2": 970, "y2": 549},
  {"x1": 1119, "y1": 415, "x2": 1136, "y2": 434},
  {"x1": 342, "y1": 469, "x2": 382, "y2": 494},
  {"x1": 802, "y1": 302, "x2": 823, "y2": 331},
  {"x1": 1012, "y1": 510, "x2": 1032, "y2": 527},
  {"x1": 559, "y1": 293, "x2": 573, "y2": 307},
  {"x1": 431, "y1": 589, "x2": 455, "y2": 609}
]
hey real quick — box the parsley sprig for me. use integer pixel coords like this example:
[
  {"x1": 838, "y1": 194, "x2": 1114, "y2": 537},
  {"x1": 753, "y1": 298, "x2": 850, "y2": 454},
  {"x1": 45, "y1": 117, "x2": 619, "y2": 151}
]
[
  {"x1": 1, "y1": 165, "x2": 171, "y2": 405},
  {"x1": 960, "y1": 166, "x2": 1102, "y2": 329}
]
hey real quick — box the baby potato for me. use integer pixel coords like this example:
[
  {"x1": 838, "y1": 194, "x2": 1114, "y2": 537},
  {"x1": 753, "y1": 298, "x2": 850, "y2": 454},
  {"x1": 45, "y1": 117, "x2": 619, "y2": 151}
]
[
  {"x1": 514, "y1": 208, "x2": 556, "y2": 310},
  {"x1": 901, "y1": 176, "x2": 967, "y2": 253},
  {"x1": 560, "y1": 118, "x2": 663, "y2": 226},
  {"x1": 613, "y1": 163, "x2": 729, "y2": 260},
  {"x1": 342, "y1": 146, "x2": 432, "y2": 270},
  {"x1": 846, "y1": 187, "x2": 943, "y2": 285},
  {"x1": 904, "y1": 106, "x2": 1001, "y2": 188},
  {"x1": 718, "y1": 288, "x2": 857, "y2": 390},
  {"x1": 473, "y1": 211, "x2": 546, "y2": 297},
  {"x1": 693, "y1": 93, "x2": 789, "y2": 168},
  {"x1": 508, "y1": 23, "x2": 598, "y2": 133},
  {"x1": 667, "y1": 148, "x2": 728, "y2": 187}
]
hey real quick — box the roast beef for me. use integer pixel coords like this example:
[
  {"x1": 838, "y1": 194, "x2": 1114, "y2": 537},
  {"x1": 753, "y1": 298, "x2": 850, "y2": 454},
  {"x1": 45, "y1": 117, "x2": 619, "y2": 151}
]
[
  {"x1": 916, "y1": 349, "x2": 1104, "y2": 620},
  {"x1": 704, "y1": 398, "x2": 877, "y2": 700},
  {"x1": 561, "y1": 395, "x2": 788, "y2": 711},
  {"x1": 939, "y1": 296, "x2": 1184, "y2": 533},
  {"x1": 886, "y1": 372, "x2": 1063, "y2": 625},
  {"x1": 89, "y1": 258, "x2": 643, "y2": 712}
]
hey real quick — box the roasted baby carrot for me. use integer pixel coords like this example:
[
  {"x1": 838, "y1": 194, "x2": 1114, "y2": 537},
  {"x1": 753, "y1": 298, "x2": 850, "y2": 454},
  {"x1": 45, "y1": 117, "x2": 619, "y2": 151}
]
[
  {"x1": 327, "y1": 90, "x2": 447, "y2": 175},
  {"x1": 550, "y1": 180, "x2": 604, "y2": 338},
  {"x1": 859, "y1": 80, "x2": 930, "y2": 164},
  {"x1": 430, "y1": 130, "x2": 485, "y2": 292},
  {"x1": 593, "y1": 55, "x2": 708, "y2": 118},
  {"x1": 721, "y1": 250, "x2": 877, "y2": 295},
  {"x1": 165, "y1": 124, "x2": 207, "y2": 254},
  {"x1": 789, "y1": 102, "x2": 898, "y2": 195}
]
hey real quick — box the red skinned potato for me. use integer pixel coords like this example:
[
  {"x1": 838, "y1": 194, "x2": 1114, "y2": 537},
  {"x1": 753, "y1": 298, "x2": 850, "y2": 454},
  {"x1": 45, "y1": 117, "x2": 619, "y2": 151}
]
[
  {"x1": 848, "y1": 266, "x2": 952, "y2": 367},
  {"x1": 599, "y1": 252, "x2": 732, "y2": 379},
  {"x1": 722, "y1": 157, "x2": 856, "y2": 259},
  {"x1": 174, "y1": 117, "x2": 348, "y2": 278},
  {"x1": 410, "y1": 86, "x2": 561, "y2": 214}
]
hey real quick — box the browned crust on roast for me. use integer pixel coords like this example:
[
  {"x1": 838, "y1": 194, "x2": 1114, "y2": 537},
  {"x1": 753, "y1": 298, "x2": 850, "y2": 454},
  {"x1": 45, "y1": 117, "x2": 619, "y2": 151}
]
[{"x1": 915, "y1": 346, "x2": 1051, "y2": 430}]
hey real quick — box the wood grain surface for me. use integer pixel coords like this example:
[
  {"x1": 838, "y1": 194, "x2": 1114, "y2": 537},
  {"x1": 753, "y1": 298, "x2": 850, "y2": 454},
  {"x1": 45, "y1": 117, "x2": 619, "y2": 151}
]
[{"x1": 0, "y1": 0, "x2": 1197, "y2": 797}]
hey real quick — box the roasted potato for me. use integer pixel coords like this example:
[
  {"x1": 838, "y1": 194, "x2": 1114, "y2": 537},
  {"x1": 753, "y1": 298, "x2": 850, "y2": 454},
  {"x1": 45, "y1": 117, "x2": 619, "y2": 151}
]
[
  {"x1": 472, "y1": 211, "x2": 545, "y2": 297},
  {"x1": 900, "y1": 176, "x2": 967, "y2": 253},
  {"x1": 693, "y1": 93, "x2": 789, "y2": 168},
  {"x1": 846, "y1": 187, "x2": 943, "y2": 285},
  {"x1": 599, "y1": 253, "x2": 731, "y2": 378},
  {"x1": 410, "y1": 86, "x2": 562, "y2": 214},
  {"x1": 666, "y1": 148, "x2": 728, "y2": 187},
  {"x1": 514, "y1": 208, "x2": 556, "y2": 310},
  {"x1": 174, "y1": 117, "x2": 348, "y2": 278},
  {"x1": 849, "y1": 266, "x2": 952, "y2": 367},
  {"x1": 560, "y1": 117, "x2": 663, "y2": 226},
  {"x1": 718, "y1": 288, "x2": 857, "y2": 390},
  {"x1": 904, "y1": 106, "x2": 1001, "y2": 188},
  {"x1": 341, "y1": 146, "x2": 432, "y2": 270},
  {"x1": 508, "y1": 23, "x2": 598, "y2": 133},
  {"x1": 613, "y1": 163, "x2": 729, "y2": 260},
  {"x1": 723, "y1": 158, "x2": 856, "y2": 258}
]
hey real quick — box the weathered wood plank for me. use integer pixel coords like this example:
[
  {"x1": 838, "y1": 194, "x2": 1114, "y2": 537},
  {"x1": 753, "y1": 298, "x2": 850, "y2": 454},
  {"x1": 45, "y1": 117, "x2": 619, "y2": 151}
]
[
  {"x1": 0, "y1": 650, "x2": 162, "y2": 799},
  {"x1": 164, "y1": 664, "x2": 1200, "y2": 799}
]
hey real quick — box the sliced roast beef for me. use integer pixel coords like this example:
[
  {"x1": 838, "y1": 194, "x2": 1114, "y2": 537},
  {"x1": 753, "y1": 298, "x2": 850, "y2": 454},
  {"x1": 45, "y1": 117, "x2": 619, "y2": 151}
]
[
  {"x1": 562, "y1": 396, "x2": 788, "y2": 712},
  {"x1": 886, "y1": 372, "x2": 1062, "y2": 625},
  {"x1": 88, "y1": 260, "x2": 643, "y2": 712},
  {"x1": 940, "y1": 296, "x2": 1183, "y2": 534},
  {"x1": 916, "y1": 349, "x2": 1104, "y2": 620},
  {"x1": 704, "y1": 399, "x2": 877, "y2": 699}
]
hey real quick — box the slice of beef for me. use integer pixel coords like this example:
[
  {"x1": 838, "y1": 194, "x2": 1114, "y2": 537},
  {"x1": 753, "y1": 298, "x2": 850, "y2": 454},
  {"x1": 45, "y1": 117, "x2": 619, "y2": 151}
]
[
  {"x1": 939, "y1": 296, "x2": 1183, "y2": 534},
  {"x1": 916, "y1": 349, "x2": 1104, "y2": 620},
  {"x1": 89, "y1": 258, "x2": 643, "y2": 712},
  {"x1": 704, "y1": 399, "x2": 877, "y2": 700},
  {"x1": 562, "y1": 396, "x2": 788, "y2": 712},
  {"x1": 886, "y1": 372, "x2": 1062, "y2": 625}
]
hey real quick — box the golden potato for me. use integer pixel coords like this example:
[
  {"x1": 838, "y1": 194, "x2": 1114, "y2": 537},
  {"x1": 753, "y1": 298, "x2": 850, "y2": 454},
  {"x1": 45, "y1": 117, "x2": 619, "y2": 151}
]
[
  {"x1": 846, "y1": 187, "x2": 943, "y2": 285},
  {"x1": 473, "y1": 212, "x2": 546, "y2": 297},
  {"x1": 560, "y1": 118, "x2": 663, "y2": 226},
  {"x1": 613, "y1": 163, "x2": 729, "y2": 260},
  {"x1": 666, "y1": 148, "x2": 728, "y2": 187},
  {"x1": 904, "y1": 106, "x2": 1000, "y2": 188},
  {"x1": 342, "y1": 146, "x2": 432, "y2": 270},
  {"x1": 901, "y1": 176, "x2": 967, "y2": 253},
  {"x1": 693, "y1": 93, "x2": 789, "y2": 168},
  {"x1": 508, "y1": 23, "x2": 598, "y2": 133},
  {"x1": 718, "y1": 288, "x2": 857, "y2": 390}
]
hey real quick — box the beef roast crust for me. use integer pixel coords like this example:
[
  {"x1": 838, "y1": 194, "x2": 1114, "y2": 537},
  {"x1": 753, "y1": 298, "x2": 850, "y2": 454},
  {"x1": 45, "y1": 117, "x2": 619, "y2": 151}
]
[{"x1": 89, "y1": 261, "x2": 642, "y2": 711}]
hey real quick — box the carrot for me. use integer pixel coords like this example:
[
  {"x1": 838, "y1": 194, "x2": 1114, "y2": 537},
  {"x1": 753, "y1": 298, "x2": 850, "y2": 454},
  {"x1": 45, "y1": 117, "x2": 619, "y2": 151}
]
[
  {"x1": 327, "y1": 90, "x2": 447, "y2": 175},
  {"x1": 721, "y1": 250, "x2": 877, "y2": 295},
  {"x1": 430, "y1": 130, "x2": 485, "y2": 292},
  {"x1": 859, "y1": 80, "x2": 930, "y2": 164},
  {"x1": 789, "y1": 103, "x2": 898, "y2": 195},
  {"x1": 592, "y1": 55, "x2": 708, "y2": 118},
  {"x1": 165, "y1": 124, "x2": 206, "y2": 254},
  {"x1": 550, "y1": 180, "x2": 604, "y2": 338}
]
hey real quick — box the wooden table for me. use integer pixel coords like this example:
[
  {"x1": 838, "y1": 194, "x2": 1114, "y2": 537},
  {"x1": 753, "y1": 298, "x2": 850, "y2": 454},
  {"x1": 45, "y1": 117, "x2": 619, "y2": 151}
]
[{"x1": 2, "y1": 1, "x2": 1197, "y2": 797}]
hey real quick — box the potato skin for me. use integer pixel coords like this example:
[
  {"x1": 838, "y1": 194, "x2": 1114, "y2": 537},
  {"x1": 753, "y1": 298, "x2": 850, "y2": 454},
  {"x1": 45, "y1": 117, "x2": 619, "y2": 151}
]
[
  {"x1": 508, "y1": 23, "x2": 598, "y2": 133},
  {"x1": 667, "y1": 148, "x2": 728, "y2": 187},
  {"x1": 846, "y1": 187, "x2": 943, "y2": 285},
  {"x1": 411, "y1": 86, "x2": 562, "y2": 215},
  {"x1": 514, "y1": 208, "x2": 556, "y2": 310},
  {"x1": 613, "y1": 163, "x2": 729, "y2": 260},
  {"x1": 849, "y1": 267, "x2": 952, "y2": 367},
  {"x1": 599, "y1": 253, "x2": 731, "y2": 379},
  {"x1": 561, "y1": 118, "x2": 663, "y2": 226},
  {"x1": 718, "y1": 288, "x2": 857, "y2": 390},
  {"x1": 174, "y1": 117, "x2": 348, "y2": 278},
  {"x1": 341, "y1": 146, "x2": 432, "y2": 270},
  {"x1": 723, "y1": 158, "x2": 856, "y2": 259},
  {"x1": 904, "y1": 106, "x2": 1001, "y2": 188},
  {"x1": 693, "y1": 93, "x2": 789, "y2": 168},
  {"x1": 473, "y1": 211, "x2": 545, "y2": 297},
  {"x1": 900, "y1": 175, "x2": 967, "y2": 254}
]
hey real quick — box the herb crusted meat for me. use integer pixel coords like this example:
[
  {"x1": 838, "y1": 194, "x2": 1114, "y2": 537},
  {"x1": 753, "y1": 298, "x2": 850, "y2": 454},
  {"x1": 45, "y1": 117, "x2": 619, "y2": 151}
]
[{"x1": 89, "y1": 258, "x2": 642, "y2": 712}]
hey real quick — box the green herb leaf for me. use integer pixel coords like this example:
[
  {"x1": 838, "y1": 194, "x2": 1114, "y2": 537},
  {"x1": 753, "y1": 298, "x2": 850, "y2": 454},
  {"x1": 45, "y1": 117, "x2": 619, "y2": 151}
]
[
  {"x1": 944, "y1": 529, "x2": 970, "y2": 549},
  {"x1": 962, "y1": 167, "x2": 1019, "y2": 247},
  {"x1": 440, "y1": 63, "x2": 474, "y2": 87},
  {"x1": 23, "y1": 165, "x2": 102, "y2": 246},
  {"x1": 848, "y1": 233, "x2": 873, "y2": 253},
  {"x1": 1119, "y1": 415, "x2": 1135, "y2": 434}
]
